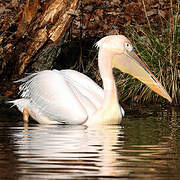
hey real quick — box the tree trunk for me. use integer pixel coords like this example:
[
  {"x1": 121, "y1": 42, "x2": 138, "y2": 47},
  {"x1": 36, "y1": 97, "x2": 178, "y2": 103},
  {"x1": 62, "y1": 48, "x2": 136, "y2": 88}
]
[{"x1": 0, "y1": 0, "x2": 79, "y2": 80}]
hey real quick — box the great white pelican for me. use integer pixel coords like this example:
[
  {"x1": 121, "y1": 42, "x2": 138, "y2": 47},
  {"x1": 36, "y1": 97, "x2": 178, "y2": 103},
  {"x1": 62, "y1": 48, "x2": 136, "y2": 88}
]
[{"x1": 9, "y1": 35, "x2": 172, "y2": 125}]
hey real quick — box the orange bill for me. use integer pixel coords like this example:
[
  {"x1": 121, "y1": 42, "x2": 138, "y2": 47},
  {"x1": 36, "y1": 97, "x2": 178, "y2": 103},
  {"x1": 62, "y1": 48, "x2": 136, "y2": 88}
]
[{"x1": 113, "y1": 51, "x2": 172, "y2": 103}]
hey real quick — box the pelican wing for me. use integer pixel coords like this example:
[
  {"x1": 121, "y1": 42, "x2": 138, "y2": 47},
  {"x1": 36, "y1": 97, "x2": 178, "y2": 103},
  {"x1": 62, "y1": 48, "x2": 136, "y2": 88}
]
[
  {"x1": 18, "y1": 70, "x2": 104, "y2": 124},
  {"x1": 59, "y1": 70, "x2": 104, "y2": 107}
]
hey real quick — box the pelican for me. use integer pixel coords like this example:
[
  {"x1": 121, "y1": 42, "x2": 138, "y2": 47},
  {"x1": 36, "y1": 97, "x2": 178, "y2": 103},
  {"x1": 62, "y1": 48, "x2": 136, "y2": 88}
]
[{"x1": 9, "y1": 35, "x2": 172, "y2": 125}]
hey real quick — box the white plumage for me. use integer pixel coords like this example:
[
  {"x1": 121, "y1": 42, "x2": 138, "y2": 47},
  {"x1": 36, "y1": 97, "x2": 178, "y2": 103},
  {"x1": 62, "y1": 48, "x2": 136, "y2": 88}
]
[{"x1": 11, "y1": 69, "x2": 111, "y2": 124}]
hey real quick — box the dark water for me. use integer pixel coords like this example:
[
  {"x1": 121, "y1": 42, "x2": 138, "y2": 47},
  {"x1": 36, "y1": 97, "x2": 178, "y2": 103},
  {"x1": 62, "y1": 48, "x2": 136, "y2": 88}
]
[{"x1": 0, "y1": 105, "x2": 180, "y2": 179}]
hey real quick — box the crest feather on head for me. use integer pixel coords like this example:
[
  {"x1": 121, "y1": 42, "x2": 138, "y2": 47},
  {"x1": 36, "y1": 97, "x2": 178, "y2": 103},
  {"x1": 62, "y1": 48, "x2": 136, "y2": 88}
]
[{"x1": 95, "y1": 35, "x2": 129, "y2": 50}]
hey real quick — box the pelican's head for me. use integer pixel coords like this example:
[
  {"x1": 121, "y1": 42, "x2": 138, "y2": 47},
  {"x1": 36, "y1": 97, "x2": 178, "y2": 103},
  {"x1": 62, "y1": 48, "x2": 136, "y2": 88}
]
[{"x1": 96, "y1": 35, "x2": 172, "y2": 103}]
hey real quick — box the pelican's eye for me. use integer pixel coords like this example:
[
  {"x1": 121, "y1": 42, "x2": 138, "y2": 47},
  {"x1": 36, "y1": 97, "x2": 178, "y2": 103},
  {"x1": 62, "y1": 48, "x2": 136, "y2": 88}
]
[{"x1": 125, "y1": 43, "x2": 133, "y2": 52}]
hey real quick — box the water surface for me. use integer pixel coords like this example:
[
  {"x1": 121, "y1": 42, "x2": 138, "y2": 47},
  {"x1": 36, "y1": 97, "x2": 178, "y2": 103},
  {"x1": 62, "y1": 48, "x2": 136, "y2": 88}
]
[{"x1": 0, "y1": 105, "x2": 180, "y2": 179}]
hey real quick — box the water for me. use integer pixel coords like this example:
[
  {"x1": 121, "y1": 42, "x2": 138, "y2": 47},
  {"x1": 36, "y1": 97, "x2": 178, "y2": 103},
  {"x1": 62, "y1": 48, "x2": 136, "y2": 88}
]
[{"x1": 0, "y1": 105, "x2": 180, "y2": 179}]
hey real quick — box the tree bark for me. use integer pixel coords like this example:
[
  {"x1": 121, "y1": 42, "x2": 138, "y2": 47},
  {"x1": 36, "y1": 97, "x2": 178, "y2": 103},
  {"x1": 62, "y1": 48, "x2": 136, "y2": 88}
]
[{"x1": 0, "y1": 0, "x2": 79, "y2": 80}]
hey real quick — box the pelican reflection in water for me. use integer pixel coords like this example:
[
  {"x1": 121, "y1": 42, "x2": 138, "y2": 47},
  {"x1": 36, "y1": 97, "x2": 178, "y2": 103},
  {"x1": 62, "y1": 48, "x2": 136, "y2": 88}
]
[{"x1": 10, "y1": 35, "x2": 172, "y2": 125}]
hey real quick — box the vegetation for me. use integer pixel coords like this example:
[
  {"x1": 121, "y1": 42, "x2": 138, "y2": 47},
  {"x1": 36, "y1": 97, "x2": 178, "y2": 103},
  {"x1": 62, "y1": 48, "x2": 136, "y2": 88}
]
[{"x1": 116, "y1": 1, "x2": 180, "y2": 104}]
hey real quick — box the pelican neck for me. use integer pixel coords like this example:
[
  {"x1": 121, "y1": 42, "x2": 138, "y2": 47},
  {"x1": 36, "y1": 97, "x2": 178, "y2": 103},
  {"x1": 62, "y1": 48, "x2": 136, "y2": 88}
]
[{"x1": 98, "y1": 48, "x2": 119, "y2": 105}]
